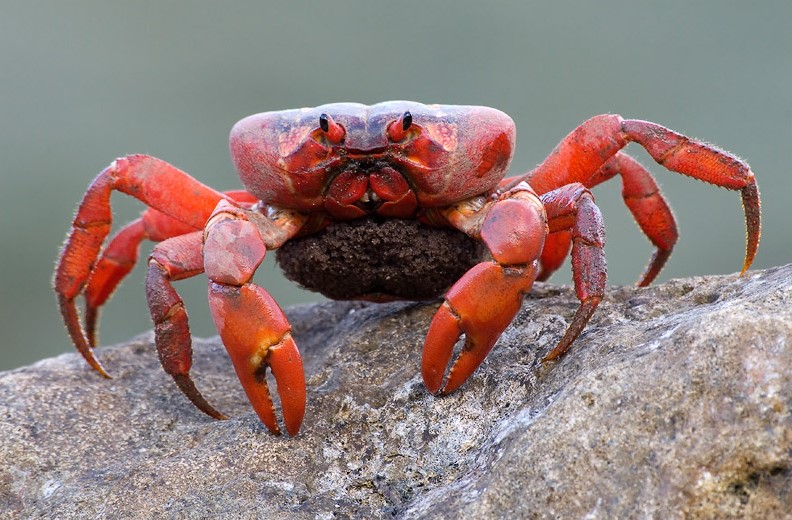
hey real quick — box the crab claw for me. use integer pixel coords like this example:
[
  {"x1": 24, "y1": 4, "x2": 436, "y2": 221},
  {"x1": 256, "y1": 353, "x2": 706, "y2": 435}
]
[
  {"x1": 422, "y1": 261, "x2": 537, "y2": 394},
  {"x1": 208, "y1": 283, "x2": 306, "y2": 435}
]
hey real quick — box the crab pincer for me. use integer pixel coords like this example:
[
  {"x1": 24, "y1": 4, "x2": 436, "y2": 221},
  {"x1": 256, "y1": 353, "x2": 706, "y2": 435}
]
[
  {"x1": 422, "y1": 187, "x2": 546, "y2": 394},
  {"x1": 203, "y1": 200, "x2": 306, "y2": 435},
  {"x1": 208, "y1": 283, "x2": 305, "y2": 435}
]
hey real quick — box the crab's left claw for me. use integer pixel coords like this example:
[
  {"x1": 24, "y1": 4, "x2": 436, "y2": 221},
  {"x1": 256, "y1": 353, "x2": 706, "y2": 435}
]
[
  {"x1": 422, "y1": 261, "x2": 538, "y2": 394},
  {"x1": 422, "y1": 189, "x2": 546, "y2": 394}
]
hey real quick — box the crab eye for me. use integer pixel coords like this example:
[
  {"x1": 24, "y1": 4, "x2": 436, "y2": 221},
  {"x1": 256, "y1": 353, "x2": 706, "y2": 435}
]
[
  {"x1": 401, "y1": 111, "x2": 412, "y2": 131},
  {"x1": 387, "y1": 111, "x2": 413, "y2": 142},
  {"x1": 318, "y1": 113, "x2": 345, "y2": 144}
]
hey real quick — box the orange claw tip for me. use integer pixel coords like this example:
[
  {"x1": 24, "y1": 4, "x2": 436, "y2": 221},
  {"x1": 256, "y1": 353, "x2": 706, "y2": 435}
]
[
  {"x1": 421, "y1": 303, "x2": 462, "y2": 395},
  {"x1": 282, "y1": 407, "x2": 303, "y2": 437},
  {"x1": 245, "y1": 381, "x2": 282, "y2": 436},
  {"x1": 437, "y1": 366, "x2": 468, "y2": 395},
  {"x1": 269, "y1": 335, "x2": 306, "y2": 437},
  {"x1": 230, "y1": 337, "x2": 306, "y2": 436},
  {"x1": 438, "y1": 334, "x2": 500, "y2": 395}
]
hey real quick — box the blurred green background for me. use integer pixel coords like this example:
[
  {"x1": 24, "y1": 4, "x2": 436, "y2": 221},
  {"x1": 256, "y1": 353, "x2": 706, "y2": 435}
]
[{"x1": 1, "y1": 2, "x2": 790, "y2": 371}]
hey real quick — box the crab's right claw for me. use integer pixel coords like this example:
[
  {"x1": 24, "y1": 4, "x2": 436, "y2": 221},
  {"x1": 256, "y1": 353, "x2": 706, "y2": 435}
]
[{"x1": 208, "y1": 283, "x2": 306, "y2": 436}]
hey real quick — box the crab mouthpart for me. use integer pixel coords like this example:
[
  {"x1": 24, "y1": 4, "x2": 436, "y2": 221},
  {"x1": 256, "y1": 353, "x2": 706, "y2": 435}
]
[
  {"x1": 357, "y1": 189, "x2": 382, "y2": 211},
  {"x1": 324, "y1": 166, "x2": 418, "y2": 219}
]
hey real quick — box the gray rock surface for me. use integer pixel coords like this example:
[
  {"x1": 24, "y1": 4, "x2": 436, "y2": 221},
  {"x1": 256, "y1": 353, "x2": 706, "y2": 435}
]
[{"x1": 2, "y1": 265, "x2": 791, "y2": 519}]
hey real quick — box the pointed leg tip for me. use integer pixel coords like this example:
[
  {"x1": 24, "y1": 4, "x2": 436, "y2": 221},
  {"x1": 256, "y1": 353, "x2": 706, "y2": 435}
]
[
  {"x1": 94, "y1": 365, "x2": 112, "y2": 379},
  {"x1": 78, "y1": 338, "x2": 112, "y2": 379},
  {"x1": 740, "y1": 243, "x2": 758, "y2": 276},
  {"x1": 740, "y1": 180, "x2": 761, "y2": 276},
  {"x1": 542, "y1": 332, "x2": 579, "y2": 362},
  {"x1": 636, "y1": 248, "x2": 672, "y2": 287},
  {"x1": 541, "y1": 343, "x2": 567, "y2": 363},
  {"x1": 543, "y1": 296, "x2": 601, "y2": 362},
  {"x1": 172, "y1": 373, "x2": 228, "y2": 421},
  {"x1": 58, "y1": 294, "x2": 109, "y2": 375}
]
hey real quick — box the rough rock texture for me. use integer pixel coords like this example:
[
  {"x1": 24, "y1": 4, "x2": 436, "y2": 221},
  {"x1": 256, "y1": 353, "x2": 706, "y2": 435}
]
[{"x1": 2, "y1": 265, "x2": 791, "y2": 519}]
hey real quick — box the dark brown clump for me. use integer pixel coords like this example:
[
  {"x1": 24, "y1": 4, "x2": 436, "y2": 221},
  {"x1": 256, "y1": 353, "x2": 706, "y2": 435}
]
[{"x1": 276, "y1": 218, "x2": 486, "y2": 301}]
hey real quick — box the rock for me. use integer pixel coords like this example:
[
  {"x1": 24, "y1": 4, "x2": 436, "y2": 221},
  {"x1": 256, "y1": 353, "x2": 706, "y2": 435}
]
[{"x1": 2, "y1": 265, "x2": 791, "y2": 518}]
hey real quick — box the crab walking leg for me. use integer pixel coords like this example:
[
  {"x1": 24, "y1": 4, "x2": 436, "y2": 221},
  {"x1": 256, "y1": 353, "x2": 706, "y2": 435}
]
[
  {"x1": 422, "y1": 185, "x2": 546, "y2": 395},
  {"x1": 587, "y1": 152, "x2": 678, "y2": 285},
  {"x1": 86, "y1": 208, "x2": 200, "y2": 324},
  {"x1": 54, "y1": 155, "x2": 230, "y2": 376},
  {"x1": 524, "y1": 114, "x2": 760, "y2": 274},
  {"x1": 539, "y1": 183, "x2": 607, "y2": 361},
  {"x1": 204, "y1": 200, "x2": 307, "y2": 435},
  {"x1": 536, "y1": 151, "x2": 679, "y2": 286},
  {"x1": 146, "y1": 231, "x2": 227, "y2": 420},
  {"x1": 83, "y1": 218, "x2": 148, "y2": 348},
  {"x1": 83, "y1": 190, "x2": 260, "y2": 348}
]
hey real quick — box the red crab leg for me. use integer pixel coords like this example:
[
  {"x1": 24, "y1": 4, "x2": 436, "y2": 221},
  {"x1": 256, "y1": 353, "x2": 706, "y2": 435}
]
[
  {"x1": 522, "y1": 115, "x2": 760, "y2": 277},
  {"x1": 82, "y1": 190, "x2": 259, "y2": 347},
  {"x1": 146, "y1": 231, "x2": 227, "y2": 420},
  {"x1": 204, "y1": 200, "x2": 307, "y2": 435},
  {"x1": 535, "y1": 151, "x2": 678, "y2": 286},
  {"x1": 422, "y1": 185, "x2": 546, "y2": 394},
  {"x1": 83, "y1": 218, "x2": 148, "y2": 347},
  {"x1": 54, "y1": 155, "x2": 234, "y2": 375},
  {"x1": 538, "y1": 183, "x2": 607, "y2": 361}
]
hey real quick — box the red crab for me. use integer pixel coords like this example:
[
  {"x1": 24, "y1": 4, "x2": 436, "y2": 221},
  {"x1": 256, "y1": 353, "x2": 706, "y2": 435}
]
[{"x1": 54, "y1": 101, "x2": 761, "y2": 436}]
